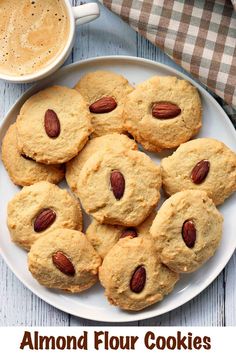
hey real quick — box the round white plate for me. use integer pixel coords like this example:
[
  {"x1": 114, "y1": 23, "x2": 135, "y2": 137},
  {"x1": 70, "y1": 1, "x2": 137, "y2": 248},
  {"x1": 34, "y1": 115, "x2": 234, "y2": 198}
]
[{"x1": 0, "y1": 56, "x2": 236, "y2": 323}]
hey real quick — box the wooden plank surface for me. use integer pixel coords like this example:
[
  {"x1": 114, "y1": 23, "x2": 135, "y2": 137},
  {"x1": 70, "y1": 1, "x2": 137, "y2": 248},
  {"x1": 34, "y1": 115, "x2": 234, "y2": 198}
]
[{"x1": 0, "y1": 0, "x2": 235, "y2": 326}]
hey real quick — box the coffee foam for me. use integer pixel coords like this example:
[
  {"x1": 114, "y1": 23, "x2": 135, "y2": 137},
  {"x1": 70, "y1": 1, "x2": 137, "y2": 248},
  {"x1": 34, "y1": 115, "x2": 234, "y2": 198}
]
[{"x1": 0, "y1": 0, "x2": 70, "y2": 76}]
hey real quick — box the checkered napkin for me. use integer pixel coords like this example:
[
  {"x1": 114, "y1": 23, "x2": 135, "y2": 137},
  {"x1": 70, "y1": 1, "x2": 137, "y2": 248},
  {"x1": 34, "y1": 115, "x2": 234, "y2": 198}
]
[{"x1": 99, "y1": 0, "x2": 236, "y2": 126}]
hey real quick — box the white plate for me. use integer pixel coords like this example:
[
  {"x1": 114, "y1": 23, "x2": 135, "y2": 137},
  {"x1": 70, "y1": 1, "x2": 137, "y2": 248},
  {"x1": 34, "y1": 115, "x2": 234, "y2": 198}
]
[{"x1": 0, "y1": 56, "x2": 236, "y2": 323}]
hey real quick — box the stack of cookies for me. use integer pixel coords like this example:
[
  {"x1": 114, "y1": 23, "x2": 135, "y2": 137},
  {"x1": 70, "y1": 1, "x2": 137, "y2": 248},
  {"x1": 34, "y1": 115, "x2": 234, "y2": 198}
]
[{"x1": 2, "y1": 70, "x2": 236, "y2": 312}]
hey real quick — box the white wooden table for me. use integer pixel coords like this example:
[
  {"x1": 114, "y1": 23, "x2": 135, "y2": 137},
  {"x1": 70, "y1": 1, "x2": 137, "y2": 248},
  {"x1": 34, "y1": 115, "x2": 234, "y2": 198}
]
[{"x1": 0, "y1": 0, "x2": 235, "y2": 326}]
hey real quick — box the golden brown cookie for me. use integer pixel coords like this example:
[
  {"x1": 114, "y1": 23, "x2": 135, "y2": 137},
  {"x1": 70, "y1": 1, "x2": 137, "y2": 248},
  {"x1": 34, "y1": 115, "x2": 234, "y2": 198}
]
[
  {"x1": 99, "y1": 236, "x2": 179, "y2": 311},
  {"x1": 66, "y1": 133, "x2": 137, "y2": 195},
  {"x1": 75, "y1": 71, "x2": 133, "y2": 137},
  {"x1": 1, "y1": 123, "x2": 64, "y2": 186},
  {"x1": 28, "y1": 229, "x2": 101, "y2": 293},
  {"x1": 161, "y1": 138, "x2": 236, "y2": 205},
  {"x1": 16, "y1": 85, "x2": 93, "y2": 164},
  {"x1": 123, "y1": 76, "x2": 202, "y2": 152},
  {"x1": 77, "y1": 149, "x2": 161, "y2": 226},
  {"x1": 150, "y1": 190, "x2": 223, "y2": 273},
  {"x1": 7, "y1": 181, "x2": 82, "y2": 250},
  {"x1": 86, "y1": 211, "x2": 156, "y2": 259}
]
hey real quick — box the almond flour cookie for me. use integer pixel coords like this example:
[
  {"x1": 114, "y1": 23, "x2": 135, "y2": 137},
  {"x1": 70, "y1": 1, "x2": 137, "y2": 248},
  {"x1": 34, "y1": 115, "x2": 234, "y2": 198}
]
[
  {"x1": 16, "y1": 85, "x2": 93, "y2": 164},
  {"x1": 66, "y1": 133, "x2": 137, "y2": 195},
  {"x1": 150, "y1": 190, "x2": 223, "y2": 273},
  {"x1": 161, "y1": 138, "x2": 236, "y2": 205},
  {"x1": 7, "y1": 181, "x2": 82, "y2": 250},
  {"x1": 86, "y1": 211, "x2": 156, "y2": 259},
  {"x1": 28, "y1": 229, "x2": 101, "y2": 293},
  {"x1": 75, "y1": 71, "x2": 133, "y2": 137},
  {"x1": 99, "y1": 236, "x2": 179, "y2": 311},
  {"x1": 123, "y1": 76, "x2": 202, "y2": 152},
  {"x1": 1, "y1": 124, "x2": 64, "y2": 186},
  {"x1": 77, "y1": 149, "x2": 162, "y2": 226}
]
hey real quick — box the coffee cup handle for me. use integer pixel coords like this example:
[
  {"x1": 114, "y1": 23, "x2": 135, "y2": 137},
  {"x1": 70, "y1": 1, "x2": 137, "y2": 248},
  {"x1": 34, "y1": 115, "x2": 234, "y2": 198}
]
[{"x1": 72, "y1": 3, "x2": 100, "y2": 26}]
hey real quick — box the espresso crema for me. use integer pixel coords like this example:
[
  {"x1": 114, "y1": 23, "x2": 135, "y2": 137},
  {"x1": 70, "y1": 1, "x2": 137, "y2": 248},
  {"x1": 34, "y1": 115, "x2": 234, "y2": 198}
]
[{"x1": 0, "y1": 0, "x2": 70, "y2": 76}]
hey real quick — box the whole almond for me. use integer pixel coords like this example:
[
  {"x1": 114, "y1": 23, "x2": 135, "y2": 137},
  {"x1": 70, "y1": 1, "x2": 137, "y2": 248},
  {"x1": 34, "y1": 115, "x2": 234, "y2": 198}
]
[
  {"x1": 52, "y1": 251, "x2": 75, "y2": 276},
  {"x1": 89, "y1": 97, "x2": 117, "y2": 114},
  {"x1": 191, "y1": 160, "x2": 210, "y2": 184},
  {"x1": 182, "y1": 220, "x2": 196, "y2": 248},
  {"x1": 44, "y1": 109, "x2": 61, "y2": 138},
  {"x1": 152, "y1": 102, "x2": 181, "y2": 119},
  {"x1": 120, "y1": 228, "x2": 138, "y2": 239},
  {"x1": 130, "y1": 266, "x2": 146, "y2": 293},
  {"x1": 110, "y1": 170, "x2": 125, "y2": 200},
  {"x1": 34, "y1": 208, "x2": 56, "y2": 233}
]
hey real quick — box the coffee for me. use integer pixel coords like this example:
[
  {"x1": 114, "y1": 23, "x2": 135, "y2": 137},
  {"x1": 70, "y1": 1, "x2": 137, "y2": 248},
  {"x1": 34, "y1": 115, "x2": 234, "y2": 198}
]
[{"x1": 0, "y1": 0, "x2": 70, "y2": 77}]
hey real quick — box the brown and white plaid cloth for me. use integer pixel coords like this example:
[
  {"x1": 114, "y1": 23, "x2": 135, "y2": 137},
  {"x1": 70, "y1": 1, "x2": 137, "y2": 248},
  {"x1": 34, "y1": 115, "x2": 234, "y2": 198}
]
[{"x1": 99, "y1": 0, "x2": 236, "y2": 126}]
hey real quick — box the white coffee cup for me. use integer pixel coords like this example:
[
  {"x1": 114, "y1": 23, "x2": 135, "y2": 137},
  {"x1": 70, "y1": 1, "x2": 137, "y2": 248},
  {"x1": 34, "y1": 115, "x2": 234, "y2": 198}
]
[{"x1": 0, "y1": 1, "x2": 100, "y2": 83}]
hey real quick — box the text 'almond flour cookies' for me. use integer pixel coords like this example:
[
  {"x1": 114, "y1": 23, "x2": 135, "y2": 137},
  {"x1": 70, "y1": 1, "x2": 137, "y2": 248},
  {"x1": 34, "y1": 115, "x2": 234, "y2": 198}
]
[
  {"x1": 86, "y1": 211, "x2": 156, "y2": 259},
  {"x1": 66, "y1": 133, "x2": 137, "y2": 196},
  {"x1": 150, "y1": 190, "x2": 223, "y2": 273},
  {"x1": 161, "y1": 138, "x2": 236, "y2": 205},
  {"x1": 16, "y1": 85, "x2": 93, "y2": 164},
  {"x1": 99, "y1": 237, "x2": 179, "y2": 311},
  {"x1": 77, "y1": 149, "x2": 162, "y2": 226},
  {"x1": 123, "y1": 76, "x2": 202, "y2": 152},
  {"x1": 7, "y1": 181, "x2": 83, "y2": 251},
  {"x1": 1, "y1": 123, "x2": 64, "y2": 186},
  {"x1": 75, "y1": 71, "x2": 133, "y2": 137},
  {"x1": 28, "y1": 229, "x2": 101, "y2": 293}
]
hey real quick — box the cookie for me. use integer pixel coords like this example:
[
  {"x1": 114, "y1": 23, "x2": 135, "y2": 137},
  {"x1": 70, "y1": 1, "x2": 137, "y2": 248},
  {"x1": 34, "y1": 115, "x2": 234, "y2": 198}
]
[
  {"x1": 75, "y1": 71, "x2": 133, "y2": 137},
  {"x1": 66, "y1": 133, "x2": 137, "y2": 195},
  {"x1": 161, "y1": 138, "x2": 236, "y2": 205},
  {"x1": 150, "y1": 190, "x2": 223, "y2": 273},
  {"x1": 99, "y1": 236, "x2": 179, "y2": 311},
  {"x1": 86, "y1": 211, "x2": 156, "y2": 259},
  {"x1": 7, "y1": 181, "x2": 82, "y2": 250},
  {"x1": 28, "y1": 229, "x2": 101, "y2": 293},
  {"x1": 1, "y1": 123, "x2": 64, "y2": 186},
  {"x1": 123, "y1": 76, "x2": 202, "y2": 152},
  {"x1": 16, "y1": 85, "x2": 93, "y2": 164},
  {"x1": 77, "y1": 149, "x2": 162, "y2": 226}
]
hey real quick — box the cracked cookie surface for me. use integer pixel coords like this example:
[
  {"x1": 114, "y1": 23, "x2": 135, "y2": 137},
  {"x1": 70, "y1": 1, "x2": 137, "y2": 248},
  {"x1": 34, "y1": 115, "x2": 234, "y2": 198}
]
[
  {"x1": 75, "y1": 71, "x2": 133, "y2": 137},
  {"x1": 161, "y1": 138, "x2": 236, "y2": 205},
  {"x1": 28, "y1": 229, "x2": 101, "y2": 292},
  {"x1": 123, "y1": 76, "x2": 202, "y2": 152},
  {"x1": 16, "y1": 85, "x2": 92, "y2": 164},
  {"x1": 77, "y1": 149, "x2": 162, "y2": 226},
  {"x1": 7, "y1": 181, "x2": 82, "y2": 250},
  {"x1": 99, "y1": 236, "x2": 179, "y2": 311},
  {"x1": 150, "y1": 190, "x2": 223, "y2": 273},
  {"x1": 2, "y1": 124, "x2": 64, "y2": 186},
  {"x1": 66, "y1": 133, "x2": 137, "y2": 195}
]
